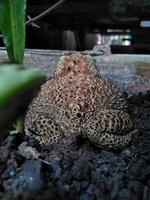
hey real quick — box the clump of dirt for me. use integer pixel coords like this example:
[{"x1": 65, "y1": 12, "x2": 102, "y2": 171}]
[{"x1": 0, "y1": 92, "x2": 150, "y2": 200}]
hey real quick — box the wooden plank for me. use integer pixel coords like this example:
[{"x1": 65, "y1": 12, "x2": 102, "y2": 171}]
[{"x1": 0, "y1": 47, "x2": 150, "y2": 94}]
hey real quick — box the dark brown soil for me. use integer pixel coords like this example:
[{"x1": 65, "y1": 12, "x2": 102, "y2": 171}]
[{"x1": 0, "y1": 92, "x2": 150, "y2": 200}]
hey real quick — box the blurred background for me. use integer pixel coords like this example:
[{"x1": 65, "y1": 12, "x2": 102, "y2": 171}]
[{"x1": 1, "y1": 0, "x2": 150, "y2": 54}]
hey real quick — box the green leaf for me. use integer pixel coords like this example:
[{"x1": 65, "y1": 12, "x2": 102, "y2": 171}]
[
  {"x1": 0, "y1": 0, "x2": 26, "y2": 63},
  {"x1": 0, "y1": 64, "x2": 46, "y2": 130}
]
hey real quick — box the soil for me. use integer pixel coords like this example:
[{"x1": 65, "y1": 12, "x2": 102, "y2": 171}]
[{"x1": 0, "y1": 92, "x2": 150, "y2": 200}]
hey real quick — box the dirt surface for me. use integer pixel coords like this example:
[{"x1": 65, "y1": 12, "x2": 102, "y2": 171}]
[{"x1": 0, "y1": 92, "x2": 150, "y2": 200}]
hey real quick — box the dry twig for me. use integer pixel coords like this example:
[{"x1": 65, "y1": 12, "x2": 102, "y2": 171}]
[
  {"x1": 26, "y1": 0, "x2": 67, "y2": 26},
  {"x1": 0, "y1": 0, "x2": 66, "y2": 39}
]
